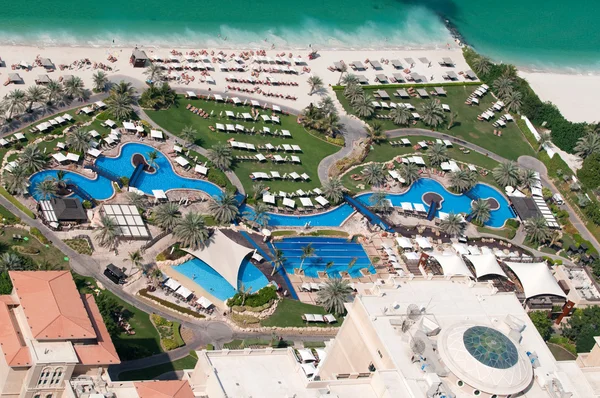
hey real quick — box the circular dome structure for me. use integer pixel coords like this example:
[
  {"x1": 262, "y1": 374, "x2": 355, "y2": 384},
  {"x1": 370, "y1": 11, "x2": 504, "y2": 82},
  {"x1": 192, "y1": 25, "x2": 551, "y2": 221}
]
[{"x1": 438, "y1": 323, "x2": 533, "y2": 396}]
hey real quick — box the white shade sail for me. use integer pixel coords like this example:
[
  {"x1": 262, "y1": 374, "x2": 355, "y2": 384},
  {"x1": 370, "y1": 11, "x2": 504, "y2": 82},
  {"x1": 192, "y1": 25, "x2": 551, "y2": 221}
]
[
  {"x1": 465, "y1": 253, "x2": 507, "y2": 279},
  {"x1": 432, "y1": 253, "x2": 474, "y2": 278},
  {"x1": 504, "y1": 261, "x2": 566, "y2": 299}
]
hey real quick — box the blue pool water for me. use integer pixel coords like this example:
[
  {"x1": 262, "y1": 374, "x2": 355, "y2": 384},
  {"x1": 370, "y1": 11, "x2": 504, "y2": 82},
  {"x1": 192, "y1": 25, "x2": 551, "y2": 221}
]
[
  {"x1": 240, "y1": 203, "x2": 356, "y2": 228},
  {"x1": 274, "y1": 237, "x2": 374, "y2": 278},
  {"x1": 29, "y1": 170, "x2": 114, "y2": 201},
  {"x1": 358, "y1": 179, "x2": 513, "y2": 228},
  {"x1": 173, "y1": 257, "x2": 269, "y2": 301}
]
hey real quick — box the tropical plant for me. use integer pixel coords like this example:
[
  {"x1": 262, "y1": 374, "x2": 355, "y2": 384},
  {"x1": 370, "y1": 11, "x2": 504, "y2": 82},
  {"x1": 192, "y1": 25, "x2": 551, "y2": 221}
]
[
  {"x1": 139, "y1": 82, "x2": 177, "y2": 109},
  {"x1": 520, "y1": 168, "x2": 538, "y2": 189},
  {"x1": 126, "y1": 192, "x2": 148, "y2": 208},
  {"x1": 152, "y1": 202, "x2": 181, "y2": 232},
  {"x1": 524, "y1": 216, "x2": 550, "y2": 244},
  {"x1": 368, "y1": 121, "x2": 384, "y2": 143},
  {"x1": 180, "y1": 125, "x2": 197, "y2": 147},
  {"x1": 343, "y1": 84, "x2": 363, "y2": 103},
  {"x1": 207, "y1": 143, "x2": 232, "y2": 171},
  {"x1": 427, "y1": 142, "x2": 449, "y2": 166},
  {"x1": 538, "y1": 132, "x2": 552, "y2": 151},
  {"x1": 208, "y1": 191, "x2": 239, "y2": 224},
  {"x1": 351, "y1": 94, "x2": 375, "y2": 118},
  {"x1": 399, "y1": 163, "x2": 420, "y2": 185},
  {"x1": 307, "y1": 75, "x2": 324, "y2": 95},
  {"x1": 471, "y1": 55, "x2": 492, "y2": 76},
  {"x1": 2, "y1": 89, "x2": 27, "y2": 119},
  {"x1": 300, "y1": 105, "x2": 320, "y2": 129},
  {"x1": 503, "y1": 90, "x2": 523, "y2": 113},
  {"x1": 493, "y1": 76, "x2": 513, "y2": 99},
  {"x1": 173, "y1": 212, "x2": 210, "y2": 250},
  {"x1": 390, "y1": 106, "x2": 412, "y2": 126},
  {"x1": 146, "y1": 150, "x2": 159, "y2": 170},
  {"x1": 252, "y1": 182, "x2": 266, "y2": 200},
  {"x1": 322, "y1": 176, "x2": 345, "y2": 204},
  {"x1": 237, "y1": 283, "x2": 252, "y2": 306},
  {"x1": 299, "y1": 243, "x2": 315, "y2": 270},
  {"x1": 492, "y1": 161, "x2": 522, "y2": 187},
  {"x1": 3, "y1": 165, "x2": 29, "y2": 195},
  {"x1": 64, "y1": 76, "x2": 86, "y2": 101},
  {"x1": 105, "y1": 92, "x2": 133, "y2": 120},
  {"x1": 270, "y1": 249, "x2": 286, "y2": 276},
  {"x1": 420, "y1": 100, "x2": 445, "y2": 128},
  {"x1": 53, "y1": 169, "x2": 69, "y2": 191},
  {"x1": 341, "y1": 73, "x2": 359, "y2": 86},
  {"x1": 95, "y1": 214, "x2": 119, "y2": 249},
  {"x1": 470, "y1": 199, "x2": 491, "y2": 224},
  {"x1": 369, "y1": 191, "x2": 390, "y2": 213},
  {"x1": 316, "y1": 112, "x2": 342, "y2": 137},
  {"x1": 111, "y1": 81, "x2": 135, "y2": 97},
  {"x1": 447, "y1": 111, "x2": 459, "y2": 130},
  {"x1": 439, "y1": 212, "x2": 465, "y2": 236},
  {"x1": 25, "y1": 85, "x2": 47, "y2": 112},
  {"x1": 574, "y1": 133, "x2": 600, "y2": 158},
  {"x1": 362, "y1": 163, "x2": 386, "y2": 187},
  {"x1": 144, "y1": 64, "x2": 165, "y2": 84},
  {"x1": 128, "y1": 250, "x2": 144, "y2": 275},
  {"x1": 66, "y1": 128, "x2": 92, "y2": 153},
  {"x1": 92, "y1": 71, "x2": 109, "y2": 92},
  {"x1": 244, "y1": 202, "x2": 270, "y2": 228},
  {"x1": 19, "y1": 145, "x2": 47, "y2": 173},
  {"x1": 337, "y1": 63, "x2": 348, "y2": 85},
  {"x1": 319, "y1": 96, "x2": 337, "y2": 115},
  {"x1": 317, "y1": 279, "x2": 353, "y2": 314},
  {"x1": 34, "y1": 176, "x2": 57, "y2": 200},
  {"x1": 0, "y1": 253, "x2": 22, "y2": 271},
  {"x1": 44, "y1": 80, "x2": 64, "y2": 105},
  {"x1": 449, "y1": 169, "x2": 477, "y2": 192}
]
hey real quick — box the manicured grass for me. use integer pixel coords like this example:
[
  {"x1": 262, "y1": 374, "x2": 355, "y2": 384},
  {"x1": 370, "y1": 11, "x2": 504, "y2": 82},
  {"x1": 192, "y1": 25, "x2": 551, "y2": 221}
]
[
  {"x1": 477, "y1": 226, "x2": 517, "y2": 240},
  {"x1": 0, "y1": 187, "x2": 36, "y2": 219},
  {"x1": 144, "y1": 96, "x2": 338, "y2": 193},
  {"x1": 335, "y1": 85, "x2": 535, "y2": 161},
  {"x1": 0, "y1": 204, "x2": 19, "y2": 224},
  {"x1": 303, "y1": 341, "x2": 326, "y2": 348},
  {"x1": 261, "y1": 299, "x2": 343, "y2": 328},
  {"x1": 0, "y1": 226, "x2": 67, "y2": 265},
  {"x1": 118, "y1": 352, "x2": 199, "y2": 381}
]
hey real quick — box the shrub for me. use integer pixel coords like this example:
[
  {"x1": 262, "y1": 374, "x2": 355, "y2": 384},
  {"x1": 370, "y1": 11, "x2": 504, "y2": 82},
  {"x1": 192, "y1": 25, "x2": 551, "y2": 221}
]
[
  {"x1": 82, "y1": 200, "x2": 92, "y2": 209},
  {"x1": 206, "y1": 344, "x2": 214, "y2": 350},
  {"x1": 138, "y1": 288, "x2": 205, "y2": 318},
  {"x1": 227, "y1": 285, "x2": 277, "y2": 308},
  {"x1": 14, "y1": 245, "x2": 40, "y2": 255},
  {"x1": 231, "y1": 312, "x2": 260, "y2": 325},
  {"x1": 120, "y1": 176, "x2": 130, "y2": 187},
  {"x1": 162, "y1": 338, "x2": 181, "y2": 351},
  {"x1": 29, "y1": 227, "x2": 50, "y2": 244},
  {"x1": 578, "y1": 154, "x2": 600, "y2": 189},
  {"x1": 506, "y1": 219, "x2": 520, "y2": 229},
  {"x1": 151, "y1": 314, "x2": 171, "y2": 327},
  {"x1": 326, "y1": 136, "x2": 344, "y2": 146},
  {"x1": 207, "y1": 169, "x2": 229, "y2": 187}
]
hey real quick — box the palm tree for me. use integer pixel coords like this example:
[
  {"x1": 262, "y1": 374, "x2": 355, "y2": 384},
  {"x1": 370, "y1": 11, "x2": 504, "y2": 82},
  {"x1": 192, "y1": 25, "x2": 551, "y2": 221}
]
[
  {"x1": 92, "y1": 71, "x2": 109, "y2": 92},
  {"x1": 427, "y1": 142, "x2": 449, "y2": 166},
  {"x1": 352, "y1": 94, "x2": 375, "y2": 118},
  {"x1": 362, "y1": 163, "x2": 386, "y2": 187},
  {"x1": 399, "y1": 163, "x2": 420, "y2": 185},
  {"x1": 3, "y1": 165, "x2": 30, "y2": 195},
  {"x1": 524, "y1": 216, "x2": 550, "y2": 244},
  {"x1": 207, "y1": 143, "x2": 232, "y2": 171},
  {"x1": 503, "y1": 90, "x2": 523, "y2": 113},
  {"x1": 341, "y1": 73, "x2": 359, "y2": 86},
  {"x1": 173, "y1": 212, "x2": 210, "y2": 250},
  {"x1": 44, "y1": 80, "x2": 64, "y2": 105},
  {"x1": 300, "y1": 105, "x2": 321, "y2": 129},
  {"x1": 106, "y1": 92, "x2": 133, "y2": 120},
  {"x1": 299, "y1": 243, "x2": 315, "y2": 270},
  {"x1": 369, "y1": 191, "x2": 390, "y2": 213},
  {"x1": 34, "y1": 176, "x2": 57, "y2": 200},
  {"x1": 95, "y1": 214, "x2": 119, "y2": 249},
  {"x1": 147, "y1": 150, "x2": 159, "y2": 170},
  {"x1": 439, "y1": 212, "x2": 465, "y2": 236},
  {"x1": 492, "y1": 161, "x2": 522, "y2": 187},
  {"x1": 245, "y1": 202, "x2": 270, "y2": 228},
  {"x1": 537, "y1": 132, "x2": 552, "y2": 151},
  {"x1": 390, "y1": 106, "x2": 412, "y2": 126},
  {"x1": 471, "y1": 199, "x2": 491, "y2": 224},
  {"x1": 128, "y1": 250, "x2": 144, "y2": 275},
  {"x1": 449, "y1": 169, "x2": 477, "y2": 192},
  {"x1": 53, "y1": 169, "x2": 69, "y2": 191},
  {"x1": 322, "y1": 176, "x2": 344, "y2": 204},
  {"x1": 343, "y1": 84, "x2": 363, "y2": 103},
  {"x1": 252, "y1": 182, "x2": 266, "y2": 200},
  {"x1": 307, "y1": 75, "x2": 324, "y2": 95},
  {"x1": 317, "y1": 279, "x2": 353, "y2": 314},
  {"x1": 471, "y1": 55, "x2": 492, "y2": 76},
  {"x1": 420, "y1": 100, "x2": 445, "y2": 128},
  {"x1": 208, "y1": 191, "x2": 239, "y2": 224},
  {"x1": 0, "y1": 253, "x2": 22, "y2": 271},
  {"x1": 152, "y1": 202, "x2": 181, "y2": 232},
  {"x1": 25, "y1": 85, "x2": 47, "y2": 112},
  {"x1": 126, "y1": 192, "x2": 148, "y2": 208},
  {"x1": 368, "y1": 121, "x2": 384, "y2": 143},
  {"x1": 2, "y1": 89, "x2": 27, "y2": 120},
  {"x1": 270, "y1": 249, "x2": 286, "y2": 276},
  {"x1": 111, "y1": 81, "x2": 135, "y2": 98},
  {"x1": 574, "y1": 133, "x2": 600, "y2": 158},
  {"x1": 316, "y1": 112, "x2": 342, "y2": 137},
  {"x1": 493, "y1": 76, "x2": 513, "y2": 99},
  {"x1": 319, "y1": 96, "x2": 336, "y2": 115},
  {"x1": 520, "y1": 168, "x2": 538, "y2": 189},
  {"x1": 237, "y1": 283, "x2": 253, "y2": 306},
  {"x1": 19, "y1": 145, "x2": 47, "y2": 173},
  {"x1": 144, "y1": 64, "x2": 165, "y2": 84},
  {"x1": 180, "y1": 125, "x2": 197, "y2": 147},
  {"x1": 337, "y1": 63, "x2": 348, "y2": 84},
  {"x1": 64, "y1": 76, "x2": 86, "y2": 101},
  {"x1": 66, "y1": 128, "x2": 92, "y2": 153}
]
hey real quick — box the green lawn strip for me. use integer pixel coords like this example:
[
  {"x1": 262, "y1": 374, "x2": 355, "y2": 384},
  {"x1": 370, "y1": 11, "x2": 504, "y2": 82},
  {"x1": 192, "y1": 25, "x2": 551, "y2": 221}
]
[
  {"x1": 548, "y1": 335, "x2": 577, "y2": 356},
  {"x1": 261, "y1": 299, "x2": 343, "y2": 328},
  {"x1": 303, "y1": 341, "x2": 326, "y2": 348},
  {"x1": 334, "y1": 85, "x2": 534, "y2": 160},
  {"x1": 476, "y1": 226, "x2": 516, "y2": 240},
  {"x1": 0, "y1": 187, "x2": 36, "y2": 219},
  {"x1": 118, "y1": 354, "x2": 199, "y2": 381},
  {"x1": 173, "y1": 322, "x2": 185, "y2": 347},
  {"x1": 144, "y1": 96, "x2": 338, "y2": 193},
  {"x1": 0, "y1": 204, "x2": 20, "y2": 224},
  {"x1": 0, "y1": 226, "x2": 66, "y2": 265}
]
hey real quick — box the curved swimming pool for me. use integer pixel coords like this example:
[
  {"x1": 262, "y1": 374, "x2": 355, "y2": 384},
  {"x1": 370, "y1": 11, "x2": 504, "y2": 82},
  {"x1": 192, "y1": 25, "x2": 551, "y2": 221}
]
[{"x1": 29, "y1": 170, "x2": 114, "y2": 201}]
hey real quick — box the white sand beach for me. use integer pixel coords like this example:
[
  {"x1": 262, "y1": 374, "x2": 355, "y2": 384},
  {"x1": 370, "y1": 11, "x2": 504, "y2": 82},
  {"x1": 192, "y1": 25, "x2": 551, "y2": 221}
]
[{"x1": 519, "y1": 71, "x2": 600, "y2": 123}]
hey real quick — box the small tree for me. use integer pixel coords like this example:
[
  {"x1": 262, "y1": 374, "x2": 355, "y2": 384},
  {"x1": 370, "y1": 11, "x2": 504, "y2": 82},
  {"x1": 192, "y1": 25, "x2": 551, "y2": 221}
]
[{"x1": 529, "y1": 311, "x2": 553, "y2": 341}]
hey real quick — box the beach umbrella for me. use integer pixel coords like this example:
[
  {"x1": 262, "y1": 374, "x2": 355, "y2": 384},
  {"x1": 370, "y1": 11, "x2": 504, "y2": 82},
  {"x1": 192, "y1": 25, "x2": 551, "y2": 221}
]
[
  {"x1": 219, "y1": 111, "x2": 223, "y2": 117},
  {"x1": 210, "y1": 110, "x2": 214, "y2": 116}
]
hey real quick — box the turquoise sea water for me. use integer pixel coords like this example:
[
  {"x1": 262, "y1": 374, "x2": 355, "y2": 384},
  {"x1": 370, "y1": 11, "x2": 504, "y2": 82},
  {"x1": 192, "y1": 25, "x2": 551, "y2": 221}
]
[{"x1": 1, "y1": 1, "x2": 599, "y2": 70}]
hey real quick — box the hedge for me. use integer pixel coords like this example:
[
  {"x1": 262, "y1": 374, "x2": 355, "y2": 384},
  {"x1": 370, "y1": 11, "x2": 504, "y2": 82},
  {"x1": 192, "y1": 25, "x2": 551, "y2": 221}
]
[
  {"x1": 139, "y1": 288, "x2": 205, "y2": 318},
  {"x1": 30, "y1": 227, "x2": 51, "y2": 245},
  {"x1": 227, "y1": 285, "x2": 277, "y2": 308},
  {"x1": 207, "y1": 169, "x2": 229, "y2": 187},
  {"x1": 332, "y1": 81, "x2": 481, "y2": 91}
]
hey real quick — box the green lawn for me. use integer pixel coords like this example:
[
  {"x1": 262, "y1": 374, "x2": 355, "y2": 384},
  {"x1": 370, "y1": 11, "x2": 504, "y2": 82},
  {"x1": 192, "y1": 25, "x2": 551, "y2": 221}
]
[
  {"x1": 144, "y1": 96, "x2": 339, "y2": 194},
  {"x1": 118, "y1": 352, "x2": 199, "y2": 381},
  {"x1": 260, "y1": 299, "x2": 343, "y2": 328},
  {"x1": 335, "y1": 85, "x2": 534, "y2": 161},
  {"x1": 477, "y1": 226, "x2": 517, "y2": 240},
  {"x1": 0, "y1": 226, "x2": 67, "y2": 266}
]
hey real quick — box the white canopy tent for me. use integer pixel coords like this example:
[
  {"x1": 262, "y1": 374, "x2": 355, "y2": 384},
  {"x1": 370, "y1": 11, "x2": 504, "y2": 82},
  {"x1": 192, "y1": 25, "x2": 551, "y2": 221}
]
[
  {"x1": 175, "y1": 286, "x2": 193, "y2": 299},
  {"x1": 504, "y1": 261, "x2": 566, "y2": 299},
  {"x1": 164, "y1": 278, "x2": 181, "y2": 291},
  {"x1": 195, "y1": 165, "x2": 208, "y2": 175},
  {"x1": 465, "y1": 253, "x2": 508, "y2": 279},
  {"x1": 152, "y1": 189, "x2": 167, "y2": 200},
  {"x1": 175, "y1": 156, "x2": 189, "y2": 167},
  {"x1": 396, "y1": 237, "x2": 413, "y2": 250},
  {"x1": 432, "y1": 253, "x2": 474, "y2": 278},
  {"x1": 196, "y1": 296, "x2": 213, "y2": 308}
]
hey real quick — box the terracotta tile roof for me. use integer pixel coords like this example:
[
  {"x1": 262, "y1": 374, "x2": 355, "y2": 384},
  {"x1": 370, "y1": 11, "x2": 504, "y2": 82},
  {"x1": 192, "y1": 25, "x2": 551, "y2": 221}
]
[
  {"x1": 9, "y1": 271, "x2": 96, "y2": 340},
  {"x1": 74, "y1": 294, "x2": 120, "y2": 365},
  {"x1": 134, "y1": 380, "x2": 195, "y2": 398},
  {"x1": 0, "y1": 301, "x2": 31, "y2": 367}
]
